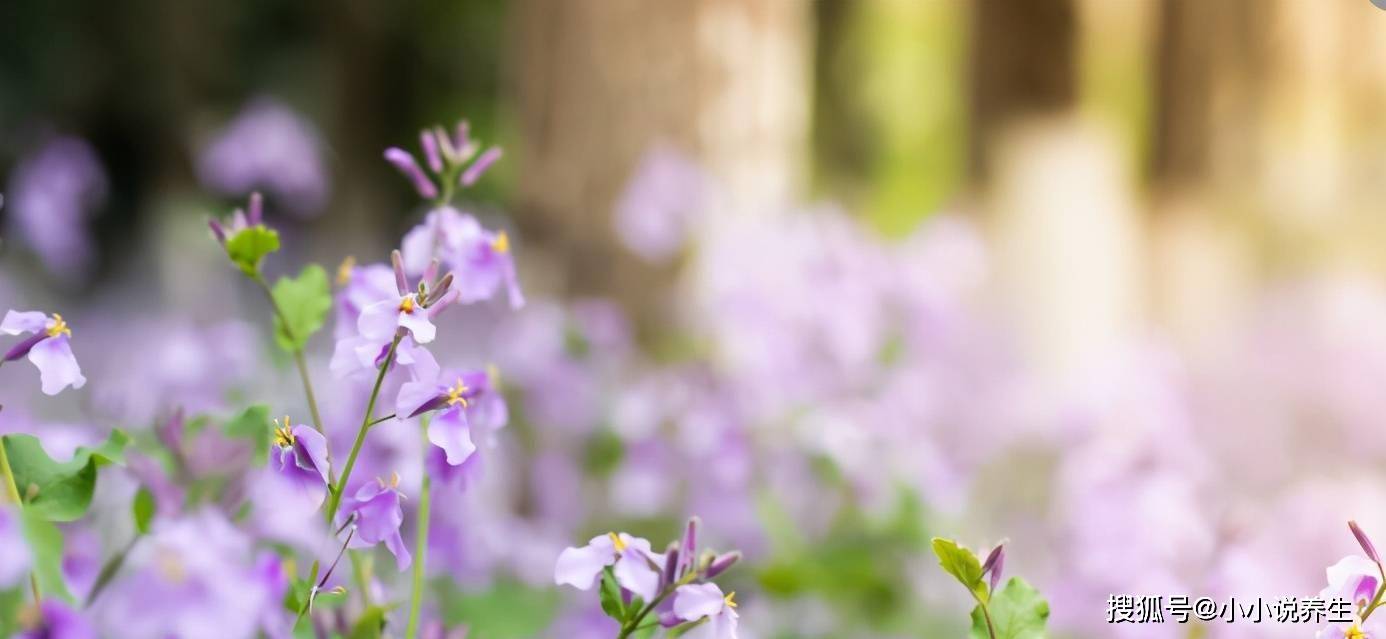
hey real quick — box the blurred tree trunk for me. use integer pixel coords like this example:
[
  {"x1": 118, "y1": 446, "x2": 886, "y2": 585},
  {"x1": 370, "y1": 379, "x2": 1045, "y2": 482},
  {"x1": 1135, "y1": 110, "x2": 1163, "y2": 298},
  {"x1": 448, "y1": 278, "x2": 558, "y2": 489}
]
[
  {"x1": 968, "y1": 0, "x2": 1077, "y2": 182},
  {"x1": 509, "y1": 0, "x2": 809, "y2": 331}
]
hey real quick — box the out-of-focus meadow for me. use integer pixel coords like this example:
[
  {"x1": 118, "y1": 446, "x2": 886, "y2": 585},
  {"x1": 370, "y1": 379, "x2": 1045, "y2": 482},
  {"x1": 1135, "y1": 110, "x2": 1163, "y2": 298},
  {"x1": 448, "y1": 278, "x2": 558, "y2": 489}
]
[{"x1": 4, "y1": 1, "x2": 1386, "y2": 637}]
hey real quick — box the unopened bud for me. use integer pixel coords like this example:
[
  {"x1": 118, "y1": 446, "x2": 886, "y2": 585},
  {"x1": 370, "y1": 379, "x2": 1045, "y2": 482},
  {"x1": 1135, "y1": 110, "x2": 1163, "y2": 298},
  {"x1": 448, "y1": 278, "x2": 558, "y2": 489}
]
[
  {"x1": 705, "y1": 551, "x2": 741, "y2": 579},
  {"x1": 1352, "y1": 521, "x2": 1381, "y2": 564}
]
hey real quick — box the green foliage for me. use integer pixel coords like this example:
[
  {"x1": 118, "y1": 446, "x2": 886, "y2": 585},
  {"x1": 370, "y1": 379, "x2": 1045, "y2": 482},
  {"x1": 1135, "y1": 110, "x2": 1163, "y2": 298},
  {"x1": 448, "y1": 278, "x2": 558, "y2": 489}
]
[
  {"x1": 3, "y1": 429, "x2": 128, "y2": 522},
  {"x1": 132, "y1": 486, "x2": 156, "y2": 534},
  {"x1": 223, "y1": 405, "x2": 272, "y2": 464},
  {"x1": 19, "y1": 507, "x2": 72, "y2": 601},
  {"x1": 0, "y1": 586, "x2": 23, "y2": 637},
  {"x1": 348, "y1": 605, "x2": 388, "y2": 639},
  {"x1": 437, "y1": 579, "x2": 561, "y2": 639},
  {"x1": 224, "y1": 226, "x2": 280, "y2": 276},
  {"x1": 931, "y1": 537, "x2": 988, "y2": 603},
  {"x1": 583, "y1": 428, "x2": 625, "y2": 478},
  {"x1": 970, "y1": 578, "x2": 1049, "y2": 639},
  {"x1": 600, "y1": 567, "x2": 625, "y2": 620},
  {"x1": 271, "y1": 265, "x2": 332, "y2": 352}
]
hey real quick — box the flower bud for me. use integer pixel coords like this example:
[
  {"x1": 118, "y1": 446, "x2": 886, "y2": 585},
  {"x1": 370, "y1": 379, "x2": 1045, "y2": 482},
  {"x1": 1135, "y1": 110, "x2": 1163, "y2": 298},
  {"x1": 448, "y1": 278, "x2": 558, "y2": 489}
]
[
  {"x1": 384, "y1": 147, "x2": 438, "y2": 200},
  {"x1": 705, "y1": 551, "x2": 741, "y2": 579},
  {"x1": 981, "y1": 543, "x2": 1005, "y2": 592},
  {"x1": 460, "y1": 147, "x2": 502, "y2": 186},
  {"x1": 420, "y1": 130, "x2": 443, "y2": 173},
  {"x1": 1351, "y1": 521, "x2": 1381, "y2": 564}
]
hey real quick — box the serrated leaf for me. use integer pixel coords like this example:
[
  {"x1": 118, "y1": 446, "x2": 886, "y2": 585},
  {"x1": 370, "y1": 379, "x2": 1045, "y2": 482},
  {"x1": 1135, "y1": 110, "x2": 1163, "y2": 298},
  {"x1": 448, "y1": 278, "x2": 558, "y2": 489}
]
[
  {"x1": 132, "y1": 486, "x2": 156, "y2": 534},
  {"x1": 271, "y1": 265, "x2": 332, "y2": 352},
  {"x1": 19, "y1": 507, "x2": 72, "y2": 602},
  {"x1": 225, "y1": 226, "x2": 280, "y2": 276},
  {"x1": 970, "y1": 577, "x2": 1049, "y2": 639},
  {"x1": 932, "y1": 537, "x2": 987, "y2": 603},
  {"x1": 3, "y1": 429, "x2": 129, "y2": 521},
  {"x1": 223, "y1": 405, "x2": 272, "y2": 464}
]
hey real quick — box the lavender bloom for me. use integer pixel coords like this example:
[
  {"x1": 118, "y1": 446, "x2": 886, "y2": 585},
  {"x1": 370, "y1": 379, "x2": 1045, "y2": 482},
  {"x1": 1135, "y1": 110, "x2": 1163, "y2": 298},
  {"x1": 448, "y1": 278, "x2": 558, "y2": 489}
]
[
  {"x1": 333, "y1": 260, "x2": 398, "y2": 339},
  {"x1": 0, "y1": 504, "x2": 30, "y2": 589},
  {"x1": 1319, "y1": 555, "x2": 1386, "y2": 638},
  {"x1": 344, "y1": 474, "x2": 411, "y2": 571},
  {"x1": 396, "y1": 351, "x2": 507, "y2": 468},
  {"x1": 554, "y1": 532, "x2": 663, "y2": 601},
  {"x1": 5, "y1": 136, "x2": 107, "y2": 281},
  {"x1": 398, "y1": 207, "x2": 523, "y2": 309},
  {"x1": 672, "y1": 582, "x2": 740, "y2": 639},
  {"x1": 613, "y1": 146, "x2": 708, "y2": 263},
  {"x1": 14, "y1": 600, "x2": 97, "y2": 639},
  {"x1": 384, "y1": 120, "x2": 502, "y2": 200},
  {"x1": 207, "y1": 191, "x2": 265, "y2": 246},
  {"x1": 2, "y1": 310, "x2": 86, "y2": 395},
  {"x1": 981, "y1": 543, "x2": 1005, "y2": 593},
  {"x1": 271, "y1": 417, "x2": 331, "y2": 511},
  {"x1": 197, "y1": 97, "x2": 330, "y2": 216},
  {"x1": 1353, "y1": 521, "x2": 1382, "y2": 565}
]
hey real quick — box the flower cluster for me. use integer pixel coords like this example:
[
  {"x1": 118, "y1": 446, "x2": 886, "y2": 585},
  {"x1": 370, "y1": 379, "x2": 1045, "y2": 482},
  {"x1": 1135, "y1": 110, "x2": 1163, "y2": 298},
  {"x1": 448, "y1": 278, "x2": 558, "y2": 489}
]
[{"x1": 557, "y1": 518, "x2": 743, "y2": 639}]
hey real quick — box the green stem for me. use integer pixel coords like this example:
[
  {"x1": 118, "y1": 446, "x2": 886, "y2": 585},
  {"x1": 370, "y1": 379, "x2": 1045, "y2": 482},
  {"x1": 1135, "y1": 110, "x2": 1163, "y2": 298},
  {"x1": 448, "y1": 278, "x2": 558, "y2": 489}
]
[
  {"x1": 351, "y1": 550, "x2": 374, "y2": 608},
  {"x1": 0, "y1": 404, "x2": 39, "y2": 603},
  {"x1": 84, "y1": 535, "x2": 141, "y2": 608},
  {"x1": 403, "y1": 444, "x2": 432, "y2": 639},
  {"x1": 324, "y1": 335, "x2": 402, "y2": 524},
  {"x1": 252, "y1": 275, "x2": 328, "y2": 436},
  {"x1": 616, "y1": 572, "x2": 697, "y2": 639},
  {"x1": 972, "y1": 593, "x2": 997, "y2": 639}
]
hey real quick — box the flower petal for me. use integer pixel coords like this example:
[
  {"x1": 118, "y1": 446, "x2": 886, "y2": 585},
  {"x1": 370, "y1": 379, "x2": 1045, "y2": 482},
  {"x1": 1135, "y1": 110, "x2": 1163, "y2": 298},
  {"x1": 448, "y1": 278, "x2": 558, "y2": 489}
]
[
  {"x1": 1, "y1": 310, "x2": 48, "y2": 335},
  {"x1": 554, "y1": 536, "x2": 617, "y2": 590},
  {"x1": 427, "y1": 408, "x2": 477, "y2": 465},
  {"x1": 28, "y1": 336, "x2": 85, "y2": 395},
  {"x1": 614, "y1": 550, "x2": 661, "y2": 602},
  {"x1": 673, "y1": 583, "x2": 726, "y2": 622},
  {"x1": 398, "y1": 309, "x2": 436, "y2": 344}
]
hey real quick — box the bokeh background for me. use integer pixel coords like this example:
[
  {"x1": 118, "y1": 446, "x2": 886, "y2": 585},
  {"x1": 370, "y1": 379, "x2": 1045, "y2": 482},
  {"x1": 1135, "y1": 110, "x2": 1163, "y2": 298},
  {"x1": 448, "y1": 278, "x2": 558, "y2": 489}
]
[{"x1": 4, "y1": 1, "x2": 1386, "y2": 637}]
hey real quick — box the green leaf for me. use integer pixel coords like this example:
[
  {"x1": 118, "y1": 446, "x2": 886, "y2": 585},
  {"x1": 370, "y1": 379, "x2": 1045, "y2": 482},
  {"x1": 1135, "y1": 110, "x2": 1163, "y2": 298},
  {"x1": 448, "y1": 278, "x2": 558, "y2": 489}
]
[
  {"x1": 3, "y1": 429, "x2": 129, "y2": 521},
  {"x1": 224, "y1": 226, "x2": 280, "y2": 276},
  {"x1": 599, "y1": 566, "x2": 625, "y2": 620},
  {"x1": 348, "y1": 605, "x2": 387, "y2": 639},
  {"x1": 132, "y1": 487, "x2": 156, "y2": 534},
  {"x1": 223, "y1": 405, "x2": 272, "y2": 464},
  {"x1": 931, "y1": 537, "x2": 987, "y2": 603},
  {"x1": 438, "y1": 579, "x2": 561, "y2": 639},
  {"x1": 19, "y1": 507, "x2": 73, "y2": 602},
  {"x1": 271, "y1": 265, "x2": 332, "y2": 352},
  {"x1": 970, "y1": 577, "x2": 1049, "y2": 639}
]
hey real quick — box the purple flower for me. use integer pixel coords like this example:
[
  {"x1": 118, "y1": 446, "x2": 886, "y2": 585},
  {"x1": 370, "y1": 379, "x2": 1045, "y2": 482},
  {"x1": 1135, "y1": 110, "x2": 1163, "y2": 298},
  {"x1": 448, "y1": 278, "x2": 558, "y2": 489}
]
[
  {"x1": 2, "y1": 310, "x2": 86, "y2": 395},
  {"x1": 197, "y1": 97, "x2": 330, "y2": 216},
  {"x1": 14, "y1": 600, "x2": 97, "y2": 639},
  {"x1": 672, "y1": 582, "x2": 739, "y2": 639},
  {"x1": 554, "y1": 532, "x2": 663, "y2": 601},
  {"x1": 399, "y1": 207, "x2": 524, "y2": 309},
  {"x1": 981, "y1": 542, "x2": 1005, "y2": 592},
  {"x1": 1321, "y1": 555, "x2": 1381, "y2": 612},
  {"x1": 340, "y1": 251, "x2": 458, "y2": 370},
  {"x1": 333, "y1": 260, "x2": 398, "y2": 339},
  {"x1": 613, "y1": 145, "x2": 708, "y2": 263},
  {"x1": 206, "y1": 191, "x2": 265, "y2": 246},
  {"x1": 396, "y1": 351, "x2": 507, "y2": 468},
  {"x1": 5, "y1": 136, "x2": 107, "y2": 281},
  {"x1": 270, "y1": 417, "x2": 331, "y2": 511},
  {"x1": 344, "y1": 474, "x2": 411, "y2": 571}
]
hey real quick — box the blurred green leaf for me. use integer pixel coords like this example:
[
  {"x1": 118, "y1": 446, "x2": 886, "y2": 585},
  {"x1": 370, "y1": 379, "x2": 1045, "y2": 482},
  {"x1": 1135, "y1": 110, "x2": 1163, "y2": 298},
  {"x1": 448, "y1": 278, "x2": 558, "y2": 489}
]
[
  {"x1": 223, "y1": 405, "x2": 272, "y2": 464},
  {"x1": 583, "y1": 428, "x2": 625, "y2": 479},
  {"x1": 132, "y1": 486, "x2": 155, "y2": 534},
  {"x1": 19, "y1": 507, "x2": 72, "y2": 602},
  {"x1": 970, "y1": 577, "x2": 1049, "y2": 639},
  {"x1": 600, "y1": 567, "x2": 625, "y2": 620},
  {"x1": 438, "y1": 579, "x2": 561, "y2": 639},
  {"x1": 932, "y1": 538, "x2": 987, "y2": 603},
  {"x1": 0, "y1": 586, "x2": 23, "y2": 637},
  {"x1": 271, "y1": 265, "x2": 332, "y2": 352},
  {"x1": 348, "y1": 605, "x2": 387, "y2": 639},
  {"x1": 3, "y1": 429, "x2": 128, "y2": 521},
  {"x1": 225, "y1": 226, "x2": 280, "y2": 277}
]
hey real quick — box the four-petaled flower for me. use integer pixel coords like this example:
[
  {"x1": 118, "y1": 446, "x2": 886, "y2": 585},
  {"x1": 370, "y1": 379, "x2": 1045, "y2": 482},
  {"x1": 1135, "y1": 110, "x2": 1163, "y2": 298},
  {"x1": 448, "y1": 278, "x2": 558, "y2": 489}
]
[
  {"x1": 555, "y1": 532, "x2": 664, "y2": 602},
  {"x1": 2, "y1": 309, "x2": 85, "y2": 395},
  {"x1": 270, "y1": 416, "x2": 331, "y2": 511},
  {"x1": 396, "y1": 348, "x2": 507, "y2": 467},
  {"x1": 673, "y1": 582, "x2": 740, "y2": 639},
  {"x1": 343, "y1": 474, "x2": 411, "y2": 571},
  {"x1": 400, "y1": 207, "x2": 524, "y2": 309}
]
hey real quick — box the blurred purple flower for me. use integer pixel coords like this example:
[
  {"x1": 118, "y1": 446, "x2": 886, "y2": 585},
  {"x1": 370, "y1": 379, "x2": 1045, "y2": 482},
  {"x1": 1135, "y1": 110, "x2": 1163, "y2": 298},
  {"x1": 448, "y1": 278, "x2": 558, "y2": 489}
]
[
  {"x1": 384, "y1": 120, "x2": 501, "y2": 200},
  {"x1": 2, "y1": 310, "x2": 85, "y2": 395},
  {"x1": 198, "y1": 97, "x2": 329, "y2": 216},
  {"x1": 614, "y1": 145, "x2": 708, "y2": 263},
  {"x1": 271, "y1": 417, "x2": 331, "y2": 511},
  {"x1": 5, "y1": 136, "x2": 107, "y2": 281},
  {"x1": 343, "y1": 474, "x2": 411, "y2": 571},
  {"x1": 400, "y1": 207, "x2": 523, "y2": 309},
  {"x1": 0, "y1": 504, "x2": 30, "y2": 589},
  {"x1": 397, "y1": 361, "x2": 507, "y2": 467},
  {"x1": 14, "y1": 600, "x2": 97, "y2": 639}
]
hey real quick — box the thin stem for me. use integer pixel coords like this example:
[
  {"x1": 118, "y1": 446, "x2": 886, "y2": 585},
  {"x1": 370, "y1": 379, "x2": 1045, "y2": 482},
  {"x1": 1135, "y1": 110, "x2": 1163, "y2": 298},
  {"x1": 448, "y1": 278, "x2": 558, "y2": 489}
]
[
  {"x1": 350, "y1": 550, "x2": 374, "y2": 608},
  {"x1": 616, "y1": 572, "x2": 698, "y2": 639},
  {"x1": 252, "y1": 275, "x2": 328, "y2": 437},
  {"x1": 972, "y1": 592, "x2": 997, "y2": 639},
  {"x1": 403, "y1": 439, "x2": 432, "y2": 639},
  {"x1": 324, "y1": 335, "x2": 402, "y2": 524},
  {"x1": 366, "y1": 414, "x2": 396, "y2": 429},
  {"x1": 84, "y1": 535, "x2": 141, "y2": 608}
]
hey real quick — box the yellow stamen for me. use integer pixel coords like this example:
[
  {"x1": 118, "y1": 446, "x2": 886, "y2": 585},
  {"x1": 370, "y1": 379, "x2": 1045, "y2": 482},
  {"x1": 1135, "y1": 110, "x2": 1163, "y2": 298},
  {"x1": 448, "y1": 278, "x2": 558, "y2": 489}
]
[
  {"x1": 446, "y1": 378, "x2": 471, "y2": 408},
  {"x1": 46, "y1": 313, "x2": 71, "y2": 338},
  {"x1": 399, "y1": 295, "x2": 417, "y2": 314},
  {"x1": 1347, "y1": 626, "x2": 1366, "y2": 639},
  {"x1": 336, "y1": 256, "x2": 357, "y2": 286},
  {"x1": 390, "y1": 471, "x2": 401, "y2": 488},
  {"x1": 274, "y1": 416, "x2": 295, "y2": 447},
  {"x1": 492, "y1": 231, "x2": 510, "y2": 253},
  {"x1": 608, "y1": 532, "x2": 627, "y2": 553},
  {"x1": 724, "y1": 591, "x2": 738, "y2": 609}
]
